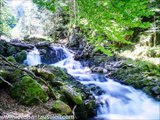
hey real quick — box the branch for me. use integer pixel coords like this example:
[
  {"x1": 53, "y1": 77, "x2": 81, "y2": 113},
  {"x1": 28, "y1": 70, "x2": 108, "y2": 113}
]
[
  {"x1": 0, "y1": 55, "x2": 57, "y2": 99},
  {"x1": 0, "y1": 76, "x2": 13, "y2": 87},
  {"x1": 72, "y1": 105, "x2": 77, "y2": 118}
]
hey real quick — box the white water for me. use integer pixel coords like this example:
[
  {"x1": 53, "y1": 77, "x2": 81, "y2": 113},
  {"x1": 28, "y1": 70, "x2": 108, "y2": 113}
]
[
  {"x1": 25, "y1": 47, "x2": 160, "y2": 120},
  {"x1": 24, "y1": 47, "x2": 41, "y2": 66}
]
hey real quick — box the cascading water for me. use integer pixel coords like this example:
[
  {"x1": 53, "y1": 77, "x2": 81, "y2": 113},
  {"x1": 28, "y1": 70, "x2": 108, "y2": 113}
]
[
  {"x1": 25, "y1": 46, "x2": 160, "y2": 120},
  {"x1": 24, "y1": 47, "x2": 41, "y2": 66}
]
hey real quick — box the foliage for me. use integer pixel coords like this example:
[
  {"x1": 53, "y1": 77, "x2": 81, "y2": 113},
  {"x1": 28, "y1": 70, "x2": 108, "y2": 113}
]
[
  {"x1": 32, "y1": 0, "x2": 56, "y2": 12},
  {"x1": 0, "y1": 0, "x2": 16, "y2": 36},
  {"x1": 32, "y1": 0, "x2": 154, "y2": 55},
  {"x1": 77, "y1": 0, "x2": 154, "y2": 55}
]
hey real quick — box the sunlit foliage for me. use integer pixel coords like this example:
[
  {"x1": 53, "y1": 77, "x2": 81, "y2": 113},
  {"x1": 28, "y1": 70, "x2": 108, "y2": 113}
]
[{"x1": 0, "y1": 0, "x2": 16, "y2": 36}]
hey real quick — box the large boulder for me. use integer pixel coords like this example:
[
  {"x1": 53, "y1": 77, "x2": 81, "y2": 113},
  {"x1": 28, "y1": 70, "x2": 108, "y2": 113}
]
[
  {"x1": 62, "y1": 86, "x2": 83, "y2": 105},
  {"x1": 10, "y1": 76, "x2": 49, "y2": 105},
  {"x1": 51, "y1": 100, "x2": 72, "y2": 114},
  {"x1": 40, "y1": 46, "x2": 67, "y2": 64}
]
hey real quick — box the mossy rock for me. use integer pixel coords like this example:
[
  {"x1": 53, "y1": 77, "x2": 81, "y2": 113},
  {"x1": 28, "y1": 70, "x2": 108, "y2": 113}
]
[
  {"x1": 0, "y1": 70, "x2": 9, "y2": 79},
  {"x1": 32, "y1": 68, "x2": 55, "y2": 81},
  {"x1": 15, "y1": 50, "x2": 27, "y2": 63},
  {"x1": 6, "y1": 56, "x2": 17, "y2": 63},
  {"x1": 51, "y1": 100, "x2": 72, "y2": 114},
  {"x1": 7, "y1": 46, "x2": 17, "y2": 56},
  {"x1": 62, "y1": 86, "x2": 83, "y2": 105},
  {"x1": 75, "y1": 100, "x2": 96, "y2": 120},
  {"x1": 10, "y1": 76, "x2": 49, "y2": 105}
]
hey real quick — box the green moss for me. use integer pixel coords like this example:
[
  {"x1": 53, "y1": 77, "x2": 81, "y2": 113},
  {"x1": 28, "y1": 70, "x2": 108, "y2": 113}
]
[
  {"x1": 7, "y1": 46, "x2": 16, "y2": 56},
  {"x1": 112, "y1": 58, "x2": 160, "y2": 99},
  {"x1": 52, "y1": 67, "x2": 69, "y2": 80},
  {"x1": 10, "y1": 76, "x2": 49, "y2": 105},
  {"x1": 6, "y1": 56, "x2": 17, "y2": 63},
  {"x1": 0, "y1": 70, "x2": 9, "y2": 79},
  {"x1": 51, "y1": 100, "x2": 71, "y2": 114},
  {"x1": 62, "y1": 86, "x2": 83, "y2": 105},
  {"x1": 33, "y1": 68, "x2": 55, "y2": 81},
  {"x1": 15, "y1": 50, "x2": 27, "y2": 63}
]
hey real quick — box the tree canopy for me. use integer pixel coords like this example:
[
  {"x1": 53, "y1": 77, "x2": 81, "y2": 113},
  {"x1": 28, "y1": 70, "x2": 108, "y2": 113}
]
[
  {"x1": 32, "y1": 0, "x2": 154, "y2": 55},
  {"x1": 0, "y1": 0, "x2": 16, "y2": 36}
]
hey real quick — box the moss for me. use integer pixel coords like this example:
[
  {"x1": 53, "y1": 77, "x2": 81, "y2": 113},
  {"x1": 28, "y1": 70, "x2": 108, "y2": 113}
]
[
  {"x1": 53, "y1": 67, "x2": 69, "y2": 80},
  {"x1": 51, "y1": 100, "x2": 71, "y2": 114},
  {"x1": 0, "y1": 70, "x2": 9, "y2": 85},
  {"x1": 33, "y1": 68, "x2": 55, "y2": 81},
  {"x1": 15, "y1": 50, "x2": 27, "y2": 63},
  {"x1": 0, "y1": 70, "x2": 9, "y2": 79},
  {"x1": 111, "y1": 58, "x2": 160, "y2": 99},
  {"x1": 6, "y1": 56, "x2": 17, "y2": 63},
  {"x1": 7, "y1": 46, "x2": 16, "y2": 56},
  {"x1": 62, "y1": 86, "x2": 83, "y2": 105},
  {"x1": 10, "y1": 76, "x2": 49, "y2": 105}
]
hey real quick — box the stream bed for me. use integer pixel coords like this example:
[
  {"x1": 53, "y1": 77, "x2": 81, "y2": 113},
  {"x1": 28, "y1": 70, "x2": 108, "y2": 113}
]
[{"x1": 25, "y1": 46, "x2": 160, "y2": 120}]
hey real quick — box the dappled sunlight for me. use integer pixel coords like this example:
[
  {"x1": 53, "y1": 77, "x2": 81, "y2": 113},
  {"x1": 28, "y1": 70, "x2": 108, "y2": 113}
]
[{"x1": 119, "y1": 43, "x2": 160, "y2": 65}]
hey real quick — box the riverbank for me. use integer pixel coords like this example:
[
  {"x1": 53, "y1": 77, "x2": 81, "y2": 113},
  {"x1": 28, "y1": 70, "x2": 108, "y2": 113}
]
[
  {"x1": 0, "y1": 39, "x2": 96, "y2": 120},
  {"x1": 63, "y1": 32, "x2": 160, "y2": 101}
]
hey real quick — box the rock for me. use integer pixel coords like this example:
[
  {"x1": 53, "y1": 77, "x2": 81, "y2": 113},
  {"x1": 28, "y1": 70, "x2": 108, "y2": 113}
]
[
  {"x1": 52, "y1": 81, "x2": 64, "y2": 87},
  {"x1": 10, "y1": 76, "x2": 49, "y2": 105},
  {"x1": 40, "y1": 46, "x2": 67, "y2": 64},
  {"x1": 62, "y1": 86, "x2": 83, "y2": 105},
  {"x1": 35, "y1": 41, "x2": 50, "y2": 48},
  {"x1": 151, "y1": 86, "x2": 160, "y2": 95},
  {"x1": 91, "y1": 66, "x2": 104, "y2": 73},
  {"x1": 15, "y1": 50, "x2": 27, "y2": 63},
  {"x1": 32, "y1": 68, "x2": 55, "y2": 81},
  {"x1": 10, "y1": 40, "x2": 34, "y2": 49},
  {"x1": 51, "y1": 100, "x2": 72, "y2": 114}
]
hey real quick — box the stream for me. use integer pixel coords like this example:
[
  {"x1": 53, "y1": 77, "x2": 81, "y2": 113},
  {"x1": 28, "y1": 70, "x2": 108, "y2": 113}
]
[{"x1": 25, "y1": 46, "x2": 160, "y2": 120}]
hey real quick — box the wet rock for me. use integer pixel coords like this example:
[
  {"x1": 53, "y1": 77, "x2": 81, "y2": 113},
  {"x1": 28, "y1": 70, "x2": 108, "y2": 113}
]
[
  {"x1": 51, "y1": 100, "x2": 72, "y2": 114},
  {"x1": 91, "y1": 66, "x2": 108, "y2": 74},
  {"x1": 40, "y1": 46, "x2": 67, "y2": 64},
  {"x1": 62, "y1": 86, "x2": 83, "y2": 105},
  {"x1": 75, "y1": 100, "x2": 96, "y2": 120},
  {"x1": 151, "y1": 86, "x2": 160, "y2": 95},
  {"x1": 10, "y1": 76, "x2": 49, "y2": 105}
]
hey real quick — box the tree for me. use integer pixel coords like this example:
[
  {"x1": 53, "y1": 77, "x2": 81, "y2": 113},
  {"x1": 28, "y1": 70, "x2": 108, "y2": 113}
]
[
  {"x1": 0, "y1": 0, "x2": 16, "y2": 36},
  {"x1": 76, "y1": 0, "x2": 154, "y2": 55},
  {"x1": 33, "y1": 0, "x2": 154, "y2": 55}
]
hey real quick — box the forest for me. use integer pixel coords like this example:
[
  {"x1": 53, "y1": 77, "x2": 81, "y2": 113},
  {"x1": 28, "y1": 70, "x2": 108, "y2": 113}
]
[{"x1": 0, "y1": 0, "x2": 160, "y2": 120}]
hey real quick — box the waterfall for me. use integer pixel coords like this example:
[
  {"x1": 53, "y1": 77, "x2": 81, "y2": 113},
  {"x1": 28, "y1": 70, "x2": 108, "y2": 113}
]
[
  {"x1": 24, "y1": 47, "x2": 41, "y2": 66},
  {"x1": 25, "y1": 46, "x2": 160, "y2": 120}
]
